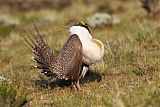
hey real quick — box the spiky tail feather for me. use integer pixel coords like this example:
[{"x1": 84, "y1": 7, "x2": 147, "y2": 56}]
[{"x1": 23, "y1": 23, "x2": 55, "y2": 77}]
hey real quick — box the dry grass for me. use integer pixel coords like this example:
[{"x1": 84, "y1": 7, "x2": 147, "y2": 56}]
[{"x1": 0, "y1": 0, "x2": 160, "y2": 107}]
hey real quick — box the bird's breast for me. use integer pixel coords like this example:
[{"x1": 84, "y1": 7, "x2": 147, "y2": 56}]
[{"x1": 82, "y1": 41, "x2": 103, "y2": 64}]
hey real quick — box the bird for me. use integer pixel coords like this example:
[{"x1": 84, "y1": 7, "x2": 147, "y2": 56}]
[
  {"x1": 24, "y1": 21, "x2": 104, "y2": 90},
  {"x1": 142, "y1": 0, "x2": 160, "y2": 20}
]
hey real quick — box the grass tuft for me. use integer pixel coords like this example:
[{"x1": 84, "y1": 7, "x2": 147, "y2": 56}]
[
  {"x1": 0, "y1": 86, "x2": 28, "y2": 107},
  {"x1": 0, "y1": 24, "x2": 12, "y2": 40}
]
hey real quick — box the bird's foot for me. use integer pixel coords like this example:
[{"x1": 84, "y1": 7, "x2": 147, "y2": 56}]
[
  {"x1": 76, "y1": 80, "x2": 81, "y2": 90},
  {"x1": 71, "y1": 84, "x2": 77, "y2": 91},
  {"x1": 71, "y1": 81, "x2": 81, "y2": 91}
]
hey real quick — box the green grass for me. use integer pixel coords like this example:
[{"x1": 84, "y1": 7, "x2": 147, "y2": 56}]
[
  {"x1": 0, "y1": 24, "x2": 13, "y2": 40},
  {"x1": 0, "y1": 0, "x2": 160, "y2": 107},
  {"x1": 0, "y1": 86, "x2": 28, "y2": 107}
]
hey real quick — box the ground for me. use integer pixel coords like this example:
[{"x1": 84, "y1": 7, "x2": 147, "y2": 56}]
[{"x1": 0, "y1": 0, "x2": 160, "y2": 107}]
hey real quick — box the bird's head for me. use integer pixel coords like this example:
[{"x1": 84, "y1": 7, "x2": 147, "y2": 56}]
[
  {"x1": 73, "y1": 21, "x2": 91, "y2": 33},
  {"x1": 69, "y1": 21, "x2": 92, "y2": 40}
]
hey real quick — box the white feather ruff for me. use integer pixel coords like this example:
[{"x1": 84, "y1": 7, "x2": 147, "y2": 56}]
[{"x1": 69, "y1": 26, "x2": 104, "y2": 64}]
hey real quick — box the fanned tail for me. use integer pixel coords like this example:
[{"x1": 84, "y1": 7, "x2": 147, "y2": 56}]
[{"x1": 23, "y1": 23, "x2": 55, "y2": 77}]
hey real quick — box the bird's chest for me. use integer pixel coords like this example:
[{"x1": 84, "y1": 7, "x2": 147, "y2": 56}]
[{"x1": 82, "y1": 42, "x2": 102, "y2": 64}]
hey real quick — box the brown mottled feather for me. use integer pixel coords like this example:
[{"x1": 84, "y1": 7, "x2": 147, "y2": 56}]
[
  {"x1": 24, "y1": 25, "x2": 82, "y2": 82},
  {"x1": 59, "y1": 34, "x2": 82, "y2": 81}
]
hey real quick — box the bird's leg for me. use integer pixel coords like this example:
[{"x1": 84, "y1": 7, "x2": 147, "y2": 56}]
[
  {"x1": 71, "y1": 81, "x2": 77, "y2": 91},
  {"x1": 80, "y1": 63, "x2": 89, "y2": 78},
  {"x1": 81, "y1": 66, "x2": 89, "y2": 78}
]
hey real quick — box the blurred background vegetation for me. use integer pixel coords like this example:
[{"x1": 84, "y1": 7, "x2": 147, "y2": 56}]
[{"x1": 0, "y1": 0, "x2": 160, "y2": 107}]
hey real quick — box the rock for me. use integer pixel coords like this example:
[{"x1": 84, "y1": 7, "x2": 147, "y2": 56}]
[
  {"x1": 0, "y1": 14, "x2": 20, "y2": 27},
  {"x1": 40, "y1": 12, "x2": 56, "y2": 22},
  {"x1": 87, "y1": 13, "x2": 121, "y2": 27}
]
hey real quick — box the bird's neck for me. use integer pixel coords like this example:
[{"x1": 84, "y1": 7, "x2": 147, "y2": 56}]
[{"x1": 69, "y1": 26, "x2": 92, "y2": 40}]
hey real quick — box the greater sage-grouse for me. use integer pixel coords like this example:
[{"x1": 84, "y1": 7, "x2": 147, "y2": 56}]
[{"x1": 24, "y1": 21, "x2": 104, "y2": 90}]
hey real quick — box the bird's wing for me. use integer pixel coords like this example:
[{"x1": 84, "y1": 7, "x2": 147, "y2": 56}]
[
  {"x1": 24, "y1": 25, "x2": 82, "y2": 81},
  {"x1": 56, "y1": 34, "x2": 83, "y2": 81}
]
